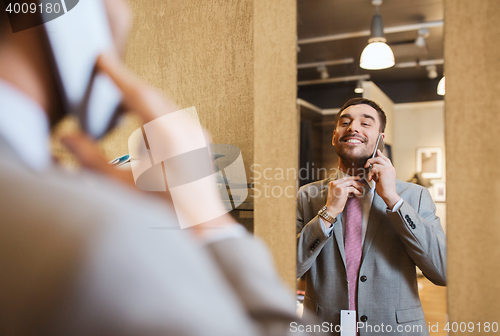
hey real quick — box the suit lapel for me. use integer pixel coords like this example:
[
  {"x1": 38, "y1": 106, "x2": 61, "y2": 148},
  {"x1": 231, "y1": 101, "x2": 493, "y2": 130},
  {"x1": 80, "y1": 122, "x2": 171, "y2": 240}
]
[
  {"x1": 361, "y1": 191, "x2": 386, "y2": 264},
  {"x1": 333, "y1": 213, "x2": 346, "y2": 268},
  {"x1": 323, "y1": 177, "x2": 347, "y2": 269}
]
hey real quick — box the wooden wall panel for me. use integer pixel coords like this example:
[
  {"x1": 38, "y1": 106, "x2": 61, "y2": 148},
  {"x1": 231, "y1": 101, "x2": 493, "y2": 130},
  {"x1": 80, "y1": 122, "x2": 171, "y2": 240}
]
[{"x1": 445, "y1": 0, "x2": 500, "y2": 332}]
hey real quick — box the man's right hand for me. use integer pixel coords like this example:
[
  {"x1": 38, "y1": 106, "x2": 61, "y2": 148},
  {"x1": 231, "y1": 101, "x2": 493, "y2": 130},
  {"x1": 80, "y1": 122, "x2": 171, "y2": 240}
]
[{"x1": 324, "y1": 176, "x2": 364, "y2": 227}]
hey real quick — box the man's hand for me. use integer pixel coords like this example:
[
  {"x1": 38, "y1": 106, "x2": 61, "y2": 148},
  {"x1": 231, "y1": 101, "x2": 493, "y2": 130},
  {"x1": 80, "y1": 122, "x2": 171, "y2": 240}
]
[
  {"x1": 324, "y1": 177, "x2": 365, "y2": 228},
  {"x1": 61, "y1": 52, "x2": 180, "y2": 199},
  {"x1": 365, "y1": 150, "x2": 401, "y2": 209},
  {"x1": 61, "y1": 132, "x2": 137, "y2": 188}
]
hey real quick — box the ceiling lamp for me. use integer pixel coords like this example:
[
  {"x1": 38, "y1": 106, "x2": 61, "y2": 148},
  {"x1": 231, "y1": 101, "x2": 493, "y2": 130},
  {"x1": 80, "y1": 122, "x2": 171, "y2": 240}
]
[
  {"x1": 317, "y1": 64, "x2": 329, "y2": 79},
  {"x1": 360, "y1": 0, "x2": 395, "y2": 70},
  {"x1": 354, "y1": 80, "x2": 364, "y2": 93},
  {"x1": 437, "y1": 76, "x2": 445, "y2": 95}
]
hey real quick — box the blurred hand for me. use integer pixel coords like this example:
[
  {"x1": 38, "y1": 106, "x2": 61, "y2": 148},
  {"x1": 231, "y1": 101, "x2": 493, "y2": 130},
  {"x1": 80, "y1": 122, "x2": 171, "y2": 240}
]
[
  {"x1": 63, "y1": 53, "x2": 236, "y2": 235},
  {"x1": 61, "y1": 132, "x2": 136, "y2": 188},
  {"x1": 62, "y1": 52, "x2": 178, "y2": 200}
]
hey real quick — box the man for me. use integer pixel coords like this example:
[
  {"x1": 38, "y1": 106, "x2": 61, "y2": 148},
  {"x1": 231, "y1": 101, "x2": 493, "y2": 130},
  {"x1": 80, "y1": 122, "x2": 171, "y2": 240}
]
[
  {"x1": 0, "y1": 1, "x2": 314, "y2": 335},
  {"x1": 296, "y1": 98, "x2": 446, "y2": 335}
]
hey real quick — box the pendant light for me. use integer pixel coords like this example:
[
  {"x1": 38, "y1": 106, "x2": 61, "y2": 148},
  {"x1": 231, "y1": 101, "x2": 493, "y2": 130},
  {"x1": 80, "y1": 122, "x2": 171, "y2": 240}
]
[
  {"x1": 437, "y1": 76, "x2": 445, "y2": 95},
  {"x1": 360, "y1": 0, "x2": 395, "y2": 70}
]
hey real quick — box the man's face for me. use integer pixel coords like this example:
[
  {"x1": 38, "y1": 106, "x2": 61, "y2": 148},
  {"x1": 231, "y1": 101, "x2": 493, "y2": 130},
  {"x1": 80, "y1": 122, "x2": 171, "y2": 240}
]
[{"x1": 332, "y1": 104, "x2": 384, "y2": 166}]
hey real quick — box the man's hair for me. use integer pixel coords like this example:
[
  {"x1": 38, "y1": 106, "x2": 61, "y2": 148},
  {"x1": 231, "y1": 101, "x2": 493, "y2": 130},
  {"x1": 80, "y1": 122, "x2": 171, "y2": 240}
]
[{"x1": 334, "y1": 97, "x2": 387, "y2": 133}]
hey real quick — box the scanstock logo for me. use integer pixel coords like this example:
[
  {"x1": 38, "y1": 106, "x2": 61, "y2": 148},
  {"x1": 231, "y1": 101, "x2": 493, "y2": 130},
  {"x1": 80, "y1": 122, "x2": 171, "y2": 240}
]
[
  {"x1": 3, "y1": 0, "x2": 80, "y2": 33},
  {"x1": 128, "y1": 107, "x2": 248, "y2": 229}
]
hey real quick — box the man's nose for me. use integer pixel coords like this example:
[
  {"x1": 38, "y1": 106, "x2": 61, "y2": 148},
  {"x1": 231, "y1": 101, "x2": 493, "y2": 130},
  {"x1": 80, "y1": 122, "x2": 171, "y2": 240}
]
[{"x1": 347, "y1": 123, "x2": 360, "y2": 132}]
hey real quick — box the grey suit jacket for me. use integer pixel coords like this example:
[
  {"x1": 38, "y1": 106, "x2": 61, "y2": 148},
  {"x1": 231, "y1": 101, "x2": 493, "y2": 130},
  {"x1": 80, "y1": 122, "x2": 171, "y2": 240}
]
[
  {"x1": 0, "y1": 139, "x2": 314, "y2": 336},
  {"x1": 297, "y1": 178, "x2": 446, "y2": 336}
]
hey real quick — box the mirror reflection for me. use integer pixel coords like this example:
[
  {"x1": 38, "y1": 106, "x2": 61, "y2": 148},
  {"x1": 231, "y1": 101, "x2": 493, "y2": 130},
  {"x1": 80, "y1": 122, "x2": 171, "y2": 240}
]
[{"x1": 296, "y1": 1, "x2": 446, "y2": 335}]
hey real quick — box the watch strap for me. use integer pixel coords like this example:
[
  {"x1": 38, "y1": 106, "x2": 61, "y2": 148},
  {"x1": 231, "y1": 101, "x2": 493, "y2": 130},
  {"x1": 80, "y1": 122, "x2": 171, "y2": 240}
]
[{"x1": 318, "y1": 206, "x2": 336, "y2": 223}]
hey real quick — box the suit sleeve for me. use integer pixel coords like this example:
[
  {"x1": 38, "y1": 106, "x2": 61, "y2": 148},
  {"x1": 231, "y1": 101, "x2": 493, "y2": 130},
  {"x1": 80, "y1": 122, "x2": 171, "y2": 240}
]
[
  {"x1": 296, "y1": 188, "x2": 333, "y2": 278},
  {"x1": 386, "y1": 187, "x2": 447, "y2": 286},
  {"x1": 207, "y1": 235, "x2": 321, "y2": 336}
]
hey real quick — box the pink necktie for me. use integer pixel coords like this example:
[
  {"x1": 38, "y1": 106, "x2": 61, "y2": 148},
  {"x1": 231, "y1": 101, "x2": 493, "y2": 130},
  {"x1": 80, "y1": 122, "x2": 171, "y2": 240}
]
[{"x1": 344, "y1": 195, "x2": 363, "y2": 311}]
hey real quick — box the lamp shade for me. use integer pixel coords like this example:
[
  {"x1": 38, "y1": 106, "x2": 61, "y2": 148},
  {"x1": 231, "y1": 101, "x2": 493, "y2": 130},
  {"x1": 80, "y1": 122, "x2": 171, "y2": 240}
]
[
  {"x1": 360, "y1": 42, "x2": 395, "y2": 70},
  {"x1": 437, "y1": 76, "x2": 445, "y2": 95}
]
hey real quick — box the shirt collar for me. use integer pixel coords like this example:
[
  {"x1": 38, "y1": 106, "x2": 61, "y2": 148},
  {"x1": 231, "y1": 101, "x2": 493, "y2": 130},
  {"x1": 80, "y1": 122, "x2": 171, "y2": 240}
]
[
  {"x1": 0, "y1": 80, "x2": 51, "y2": 171},
  {"x1": 336, "y1": 168, "x2": 376, "y2": 190}
]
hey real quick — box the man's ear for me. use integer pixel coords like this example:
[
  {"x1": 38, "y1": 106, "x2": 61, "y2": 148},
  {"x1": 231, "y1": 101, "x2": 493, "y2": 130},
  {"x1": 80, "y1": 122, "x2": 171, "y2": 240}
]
[
  {"x1": 332, "y1": 130, "x2": 336, "y2": 147},
  {"x1": 381, "y1": 133, "x2": 386, "y2": 141}
]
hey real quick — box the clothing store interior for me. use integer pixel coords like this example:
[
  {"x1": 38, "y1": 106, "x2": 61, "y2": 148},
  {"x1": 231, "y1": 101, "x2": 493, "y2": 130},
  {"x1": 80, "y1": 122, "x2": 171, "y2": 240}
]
[
  {"x1": 50, "y1": 0, "x2": 498, "y2": 332},
  {"x1": 295, "y1": 0, "x2": 447, "y2": 331},
  {"x1": 1, "y1": 0, "x2": 498, "y2": 333}
]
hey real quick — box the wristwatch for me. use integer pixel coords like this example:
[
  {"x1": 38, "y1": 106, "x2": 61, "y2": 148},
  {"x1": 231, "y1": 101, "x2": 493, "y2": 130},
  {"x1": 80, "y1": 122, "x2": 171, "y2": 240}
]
[{"x1": 318, "y1": 206, "x2": 337, "y2": 223}]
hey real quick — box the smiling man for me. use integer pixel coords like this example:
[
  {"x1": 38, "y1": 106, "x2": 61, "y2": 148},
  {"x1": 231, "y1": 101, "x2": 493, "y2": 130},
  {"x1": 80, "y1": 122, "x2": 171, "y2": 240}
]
[{"x1": 296, "y1": 98, "x2": 446, "y2": 336}]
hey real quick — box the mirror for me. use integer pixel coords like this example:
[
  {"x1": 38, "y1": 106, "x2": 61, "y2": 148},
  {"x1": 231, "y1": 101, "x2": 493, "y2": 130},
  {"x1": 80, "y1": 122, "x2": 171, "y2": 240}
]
[{"x1": 296, "y1": 0, "x2": 446, "y2": 333}]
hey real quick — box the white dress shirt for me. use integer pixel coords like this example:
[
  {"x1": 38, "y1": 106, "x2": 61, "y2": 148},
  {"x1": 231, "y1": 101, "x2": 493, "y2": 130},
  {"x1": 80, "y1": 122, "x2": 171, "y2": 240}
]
[{"x1": 0, "y1": 80, "x2": 51, "y2": 172}]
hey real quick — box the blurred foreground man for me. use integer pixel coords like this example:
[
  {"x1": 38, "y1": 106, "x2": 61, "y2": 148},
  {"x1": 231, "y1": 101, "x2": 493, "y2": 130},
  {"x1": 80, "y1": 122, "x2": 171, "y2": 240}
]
[
  {"x1": 0, "y1": 1, "x2": 313, "y2": 335},
  {"x1": 297, "y1": 98, "x2": 446, "y2": 335}
]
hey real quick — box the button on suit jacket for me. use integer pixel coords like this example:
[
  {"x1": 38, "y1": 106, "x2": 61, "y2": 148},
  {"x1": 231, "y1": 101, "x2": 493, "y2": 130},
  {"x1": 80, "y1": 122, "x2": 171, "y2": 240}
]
[{"x1": 297, "y1": 178, "x2": 446, "y2": 336}]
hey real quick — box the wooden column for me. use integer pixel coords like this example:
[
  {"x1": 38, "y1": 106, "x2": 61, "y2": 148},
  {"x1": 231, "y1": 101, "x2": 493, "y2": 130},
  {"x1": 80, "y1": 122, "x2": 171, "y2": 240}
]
[
  {"x1": 445, "y1": 0, "x2": 500, "y2": 332},
  {"x1": 125, "y1": 0, "x2": 297, "y2": 288}
]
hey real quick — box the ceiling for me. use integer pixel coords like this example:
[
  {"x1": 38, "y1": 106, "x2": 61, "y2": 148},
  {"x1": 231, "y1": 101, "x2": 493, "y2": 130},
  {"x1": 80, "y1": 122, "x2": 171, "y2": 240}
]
[{"x1": 297, "y1": 0, "x2": 444, "y2": 107}]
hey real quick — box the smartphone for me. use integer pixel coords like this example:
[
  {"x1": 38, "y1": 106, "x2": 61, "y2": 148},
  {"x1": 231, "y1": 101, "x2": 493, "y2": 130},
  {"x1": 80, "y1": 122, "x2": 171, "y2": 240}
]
[
  {"x1": 368, "y1": 134, "x2": 385, "y2": 182},
  {"x1": 371, "y1": 134, "x2": 385, "y2": 159},
  {"x1": 42, "y1": 0, "x2": 123, "y2": 139}
]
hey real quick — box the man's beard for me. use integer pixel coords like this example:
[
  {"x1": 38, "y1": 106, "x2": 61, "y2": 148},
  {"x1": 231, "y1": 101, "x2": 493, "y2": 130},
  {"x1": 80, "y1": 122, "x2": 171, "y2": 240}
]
[{"x1": 335, "y1": 145, "x2": 372, "y2": 173}]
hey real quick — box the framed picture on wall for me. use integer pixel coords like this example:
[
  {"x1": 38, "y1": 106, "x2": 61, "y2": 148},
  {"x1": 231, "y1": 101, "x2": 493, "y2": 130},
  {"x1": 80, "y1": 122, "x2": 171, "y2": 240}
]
[
  {"x1": 433, "y1": 182, "x2": 446, "y2": 202},
  {"x1": 416, "y1": 147, "x2": 443, "y2": 179}
]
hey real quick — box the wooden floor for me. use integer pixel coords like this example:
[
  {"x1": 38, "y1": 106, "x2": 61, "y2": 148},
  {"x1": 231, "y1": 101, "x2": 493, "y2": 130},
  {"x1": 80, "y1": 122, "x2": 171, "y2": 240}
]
[{"x1": 418, "y1": 276, "x2": 448, "y2": 335}]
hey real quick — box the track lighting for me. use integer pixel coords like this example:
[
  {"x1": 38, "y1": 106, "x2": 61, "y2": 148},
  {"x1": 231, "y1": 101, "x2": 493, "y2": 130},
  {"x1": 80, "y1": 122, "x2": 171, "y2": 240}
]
[
  {"x1": 354, "y1": 80, "x2": 364, "y2": 93},
  {"x1": 415, "y1": 28, "x2": 430, "y2": 48},
  {"x1": 426, "y1": 65, "x2": 438, "y2": 79},
  {"x1": 317, "y1": 64, "x2": 329, "y2": 79}
]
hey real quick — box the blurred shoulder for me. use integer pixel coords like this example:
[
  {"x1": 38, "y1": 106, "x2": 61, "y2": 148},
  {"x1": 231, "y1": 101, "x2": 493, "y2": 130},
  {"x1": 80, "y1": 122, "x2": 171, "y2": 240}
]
[{"x1": 0, "y1": 155, "x2": 176, "y2": 231}]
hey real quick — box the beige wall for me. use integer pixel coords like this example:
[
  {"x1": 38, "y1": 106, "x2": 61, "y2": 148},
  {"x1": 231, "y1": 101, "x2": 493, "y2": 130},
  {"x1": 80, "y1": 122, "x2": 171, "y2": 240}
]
[
  {"x1": 393, "y1": 101, "x2": 445, "y2": 182},
  {"x1": 125, "y1": 0, "x2": 255, "y2": 177},
  {"x1": 393, "y1": 101, "x2": 446, "y2": 232},
  {"x1": 445, "y1": 0, "x2": 500, "y2": 332},
  {"x1": 362, "y1": 81, "x2": 394, "y2": 145},
  {"x1": 125, "y1": 0, "x2": 297, "y2": 287}
]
